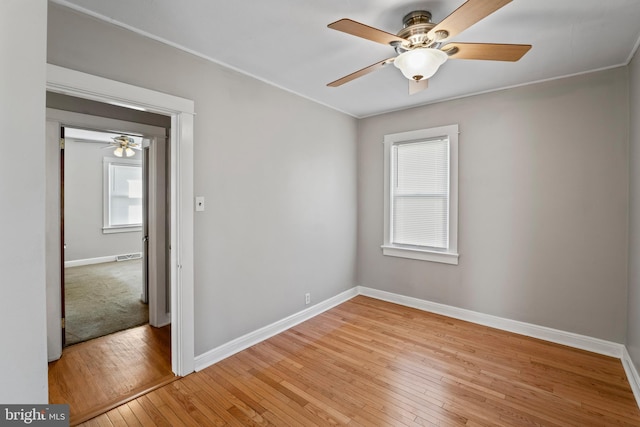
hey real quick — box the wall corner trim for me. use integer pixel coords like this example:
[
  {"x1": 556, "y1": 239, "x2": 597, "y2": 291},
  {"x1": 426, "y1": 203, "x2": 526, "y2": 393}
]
[
  {"x1": 194, "y1": 287, "x2": 358, "y2": 371},
  {"x1": 622, "y1": 347, "x2": 640, "y2": 408}
]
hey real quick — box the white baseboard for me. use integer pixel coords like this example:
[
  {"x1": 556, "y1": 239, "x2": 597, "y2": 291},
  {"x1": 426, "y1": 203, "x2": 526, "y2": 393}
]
[
  {"x1": 194, "y1": 285, "x2": 623, "y2": 367},
  {"x1": 65, "y1": 253, "x2": 142, "y2": 268},
  {"x1": 357, "y1": 286, "x2": 624, "y2": 358},
  {"x1": 153, "y1": 319, "x2": 171, "y2": 328},
  {"x1": 194, "y1": 287, "x2": 359, "y2": 371},
  {"x1": 64, "y1": 255, "x2": 116, "y2": 268},
  {"x1": 193, "y1": 284, "x2": 638, "y2": 408},
  {"x1": 622, "y1": 347, "x2": 640, "y2": 406},
  {"x1": 151, "y1": 313, "x2": 171, "y2": 328}
]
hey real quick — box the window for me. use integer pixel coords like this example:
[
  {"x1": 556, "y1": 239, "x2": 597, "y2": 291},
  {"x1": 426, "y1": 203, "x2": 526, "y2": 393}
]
[
  {"x1": 103, "y1": 157, "x2": 143, "y2": 233},
  {"x1": 382, "y1": 124, "x2": 459, "y2": 264}
]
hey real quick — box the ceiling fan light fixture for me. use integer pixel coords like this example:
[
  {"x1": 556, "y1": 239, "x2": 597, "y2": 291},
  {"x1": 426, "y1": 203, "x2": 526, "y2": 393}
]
[
  {"x1": 114, "y1": 146, "x2": 124, "y2": 157},
  {"x1": 125, "y1": 147, "x2": 136, "y2": 157},
  {"x1": 393, "y1": 48, "x2": 448, "y2": 81}
]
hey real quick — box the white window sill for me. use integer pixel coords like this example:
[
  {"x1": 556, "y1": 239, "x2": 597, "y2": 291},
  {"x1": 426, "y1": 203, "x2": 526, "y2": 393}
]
[
  {"x1": 103, "y1": 225, "x2": 142, "y2": 234},
  {"x1": 381, "y1": 245, "x2": 459, "y2": 265}
]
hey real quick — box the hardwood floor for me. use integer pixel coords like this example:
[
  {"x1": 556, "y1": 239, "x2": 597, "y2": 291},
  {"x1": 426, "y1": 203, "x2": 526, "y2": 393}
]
[
  {"x1": 49, "y1": 324, "x2": 174, "y2": 426},
  {"x1": 79, "y1": 296, "x2": 640, "y2": 426}
]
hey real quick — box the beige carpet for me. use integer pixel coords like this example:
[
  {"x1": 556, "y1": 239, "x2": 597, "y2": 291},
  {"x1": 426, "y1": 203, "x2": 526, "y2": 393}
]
[{"x1": 65, "y1": 259, "x2": 148, "y2": 345}]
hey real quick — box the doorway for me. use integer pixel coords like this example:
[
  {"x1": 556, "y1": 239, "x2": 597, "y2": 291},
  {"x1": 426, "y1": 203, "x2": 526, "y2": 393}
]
[
  {"x1": 45, "y1": 63, "x2": 195, "y2": 376},
  {"x1": 61, "y1": 126, "x2": 162, "y2": 346},
  {"x1": 47, "y1": 109, "x2": 170, "y2": 349},
  {"x1": 46, "y1": 109, "x2": 177, "y2": 423}
]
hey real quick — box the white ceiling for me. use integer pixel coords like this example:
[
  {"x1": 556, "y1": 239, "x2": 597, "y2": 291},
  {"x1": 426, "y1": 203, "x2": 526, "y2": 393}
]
[{"x1": 53, "y1": 0, "x2": 640, "y2": 118}]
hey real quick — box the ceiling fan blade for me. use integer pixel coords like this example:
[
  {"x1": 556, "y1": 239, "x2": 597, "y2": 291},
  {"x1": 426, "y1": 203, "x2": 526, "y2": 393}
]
[
  {"x1": 428, "y1": 0, "x2": 512, "y2": 42},
  {"x1": 409, "y1": 79, "x2": 428, "y2": 95},
  {"x1": 328, "y1": 19, "x2": 406, "y2": 46},
  {"x1": 327, "y1": 57, "x2": 395, "y2": 87},
  {"x1": 441, "y1": 42, "x2": 531, "y2": 61}
]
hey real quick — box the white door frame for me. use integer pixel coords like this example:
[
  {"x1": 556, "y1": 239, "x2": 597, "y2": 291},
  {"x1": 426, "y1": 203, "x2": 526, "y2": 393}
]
[{"x1": 46, "y1": 64, "x2": 195, "y2": 376}]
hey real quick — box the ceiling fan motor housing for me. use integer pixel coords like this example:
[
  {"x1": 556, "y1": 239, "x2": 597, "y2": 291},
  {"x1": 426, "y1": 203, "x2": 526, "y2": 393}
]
[{"x1": 396, "y1": 10, "x2": 437, "y2": 51}]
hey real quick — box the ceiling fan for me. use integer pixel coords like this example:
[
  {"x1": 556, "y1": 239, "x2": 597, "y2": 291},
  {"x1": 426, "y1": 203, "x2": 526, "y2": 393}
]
[
  {"x1": 327, "y1": 0, "x2": 531, "y2": 94},
  {"x1": 103, "y1": 135, "x2": 141, "y2": 157}
]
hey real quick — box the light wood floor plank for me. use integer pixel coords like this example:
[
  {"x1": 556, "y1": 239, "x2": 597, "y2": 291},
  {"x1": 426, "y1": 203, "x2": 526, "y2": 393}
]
[
  {"x1": 180, "y1": 374, "x2": 247, "y2": 427},
  {"x1": 130, "y1": 395, "x2": 172, "y2": 427},
  {"x1": 93, "y1": 413, "x2": 114, "y2": 427},
  {"x1": 70, "y1": 296, "x2": 640, "y2": 426},
  {"x1": 115, "y1": 404, "x2": 142, "y2": 427},
  {"x1": 168, "y1": 381, "x2": 228, "y2": 427},
  {"x1": 104, "y1": 407, "x2": 128, "y2": 427}
]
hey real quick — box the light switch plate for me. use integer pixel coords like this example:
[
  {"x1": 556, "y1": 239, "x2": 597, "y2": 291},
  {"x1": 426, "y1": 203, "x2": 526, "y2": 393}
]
[{"x1": 195, "y1": 196, "x2": 205, "y2": 212}]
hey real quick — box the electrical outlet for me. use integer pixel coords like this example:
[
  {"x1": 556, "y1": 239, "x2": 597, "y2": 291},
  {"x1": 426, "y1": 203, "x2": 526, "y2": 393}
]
[{"x1": 305, "y1": 293, "x2": 311, "y2": 305}]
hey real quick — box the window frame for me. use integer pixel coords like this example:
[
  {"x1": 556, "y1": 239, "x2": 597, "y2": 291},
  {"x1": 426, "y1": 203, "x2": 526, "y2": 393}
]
[
  {"x1": 102, "y1": 157, "x2": 143, "y2": 234},
  {"x1": 382, "y1": 124, "x2": 459, "y2": 265}
]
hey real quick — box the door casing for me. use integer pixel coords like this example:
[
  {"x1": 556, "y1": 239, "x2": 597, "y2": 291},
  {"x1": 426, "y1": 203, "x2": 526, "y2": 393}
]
[{"x1": 45, "y1": 64, "x2": 195, "y2": 376}]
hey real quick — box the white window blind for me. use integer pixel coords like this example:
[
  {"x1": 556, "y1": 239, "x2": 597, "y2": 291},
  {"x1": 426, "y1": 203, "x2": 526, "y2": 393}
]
[
  {"x1": 382, "y1": 124, "x2": 458, "y2": 264},
  {"x1": 109, "y1": 164, "x2": 143, "y2": 226},
  {"x1": 103, "y1": 157, "x2": 143, "y2": 232},
  {"x1": 392, "y1": 138, "x2": 449, "y2": 249}
]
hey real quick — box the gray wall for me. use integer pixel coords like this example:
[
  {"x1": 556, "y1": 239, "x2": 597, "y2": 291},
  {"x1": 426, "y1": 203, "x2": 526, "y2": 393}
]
[
  {"x1": 628, "y1": 49, "x2": 640, "y2": 368},
  {"x1": 47, "y1": 4, "x2": 358, "y2": 356},
  {"x1": 64, "y1": 140, "x2": 142, "y2": 262},
  {"x1": 358, "y1": 68, "x2": 630, "y2": 343},
  {"x1": 0, "y1": 0, "x2": 48, "y2": 403}
]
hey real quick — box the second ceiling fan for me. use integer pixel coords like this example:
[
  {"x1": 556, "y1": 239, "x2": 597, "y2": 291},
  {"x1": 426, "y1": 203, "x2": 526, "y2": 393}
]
[
  {"x1": 327, "y1": 0, "x2": 532, "y2": 94},
  {"x1": 103, "y1": 135, "x2": 142, "y2": 158}
]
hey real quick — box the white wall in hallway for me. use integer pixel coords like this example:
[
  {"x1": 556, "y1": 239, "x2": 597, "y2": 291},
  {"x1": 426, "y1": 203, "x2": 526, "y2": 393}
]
[{"x1": 0, "y1": 0, "x2": 49, "y2": 403}]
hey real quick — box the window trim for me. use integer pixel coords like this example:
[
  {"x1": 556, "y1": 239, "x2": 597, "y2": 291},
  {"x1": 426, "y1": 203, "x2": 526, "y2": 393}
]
[
  {"x1": 103, "y1": 157, "x2": 143, "y2": 234},
  {"x1": 382, "y1": 124, "x2": 459, "y2": 265}
]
